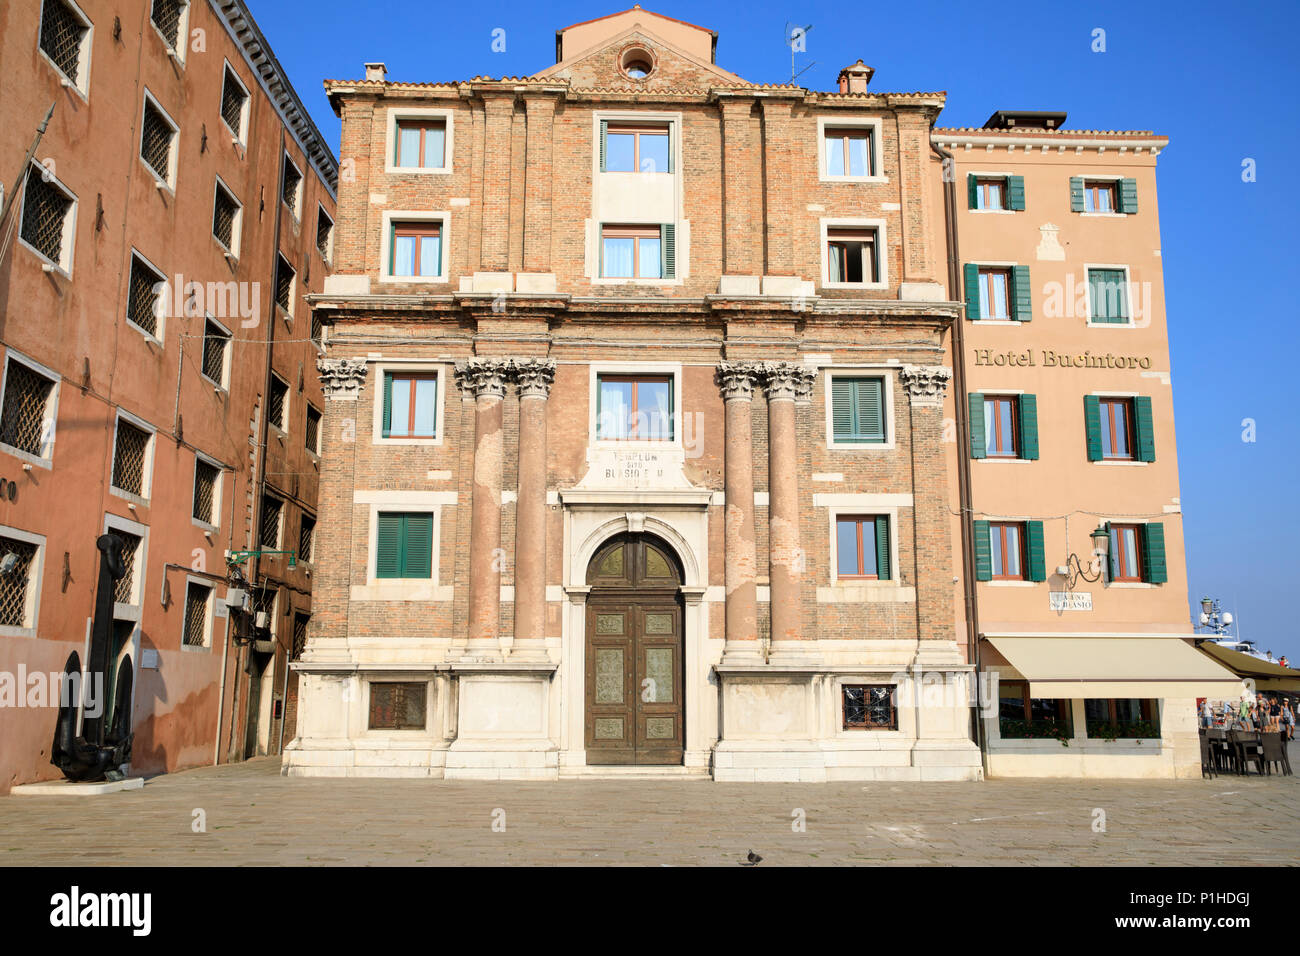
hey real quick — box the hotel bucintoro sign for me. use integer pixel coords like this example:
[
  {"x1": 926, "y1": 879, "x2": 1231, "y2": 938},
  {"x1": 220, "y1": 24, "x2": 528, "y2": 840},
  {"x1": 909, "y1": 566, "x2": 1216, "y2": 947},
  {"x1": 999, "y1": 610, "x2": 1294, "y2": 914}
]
[{"x1": 974, "y1": 349, "x2": 1154, "y2": 370}]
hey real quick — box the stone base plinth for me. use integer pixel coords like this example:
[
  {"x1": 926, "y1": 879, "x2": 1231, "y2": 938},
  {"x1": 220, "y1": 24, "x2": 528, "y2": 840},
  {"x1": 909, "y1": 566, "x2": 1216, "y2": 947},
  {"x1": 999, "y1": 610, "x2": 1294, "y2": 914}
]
[{"x1": 12, "y1": 777, "x2": 144, "y2": 796}]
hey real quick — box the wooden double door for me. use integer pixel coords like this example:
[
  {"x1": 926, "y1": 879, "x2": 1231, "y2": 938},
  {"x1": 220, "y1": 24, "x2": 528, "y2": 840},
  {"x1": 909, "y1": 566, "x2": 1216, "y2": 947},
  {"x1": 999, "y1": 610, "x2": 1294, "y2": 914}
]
[{"x1": 584, "y1": 535, "x2": 684, "y2": 765}]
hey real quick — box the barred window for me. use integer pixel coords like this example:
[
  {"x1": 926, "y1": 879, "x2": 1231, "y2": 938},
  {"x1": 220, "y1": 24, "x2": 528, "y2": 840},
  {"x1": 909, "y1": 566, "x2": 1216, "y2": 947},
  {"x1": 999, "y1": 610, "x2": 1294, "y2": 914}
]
[
  {"x1": 310, "y1": 312, "x2": 323, "y2": 344},
  {"x1": 220, "y1": 65, "x2": 248, "y2": 139},
  {"x1": 40, "y1": 0, "x2": 90, "y2": 87},
  {"x1": 126, "y1": 254, "x2": 164, "y2": 337},
  {"x1": 305, "y1": 404, "x2": 321, "y2": 454},
  {"x1": 298, "y1": 513, "x2": 316, "y2": 564},
  {"x1": 260, "y1": 495, "x2": 283, "y2": 549},
  {"x1": 268, "y1": 375, "x2": 288, "y2": 431},
  {"x1": 274, "y1": 254, "x2": 294, "y2": 315},
  {"x1": 368, "y1": 682, "x2": 427, "y2": 730},
  {"x1": 193, "y1": 458, "x2": 219, "y2": 524},
  {"x1": 201, "y1": 319, "x2": 229, "y2": 386},
  {"x1": 842, "y1": 684, "x2": 898, "y2": 730},
  {"x1": 0, "y1": 536, "x2": 39, "y2": 629},
  {"x1": 140, "y1": 97, "x2": 176, "y2": 185},
  {"x1": 182, "y1": 580, "x2": 211, "y2": 647},
  {"x1": 151, "y1": 0, "x2": 185, "y2": 50},
  {"x1": 0, "y1": 358, "x2": 56, "y2": 458},
  {"x1": 212, "y1": 181, "x2": 239, "y2": 253},
  {"x1": 316, "y1": 209, "x2": 334, "y2": 261},
  {"x1": 111, "y1": 418, "x2": 152, "y2": 498},
  {"x1": 281, "y1": 156, "x2": 302, "y2": 217},
  {"x1": 111, "y1": 531, "x2": 142, "y2": 604},
  {"x1": 291, "y1": 612, "x2": 310, "y2": 660},
  {"x1": 20, "y1": 166, "x2": 73, "y2": 267}
]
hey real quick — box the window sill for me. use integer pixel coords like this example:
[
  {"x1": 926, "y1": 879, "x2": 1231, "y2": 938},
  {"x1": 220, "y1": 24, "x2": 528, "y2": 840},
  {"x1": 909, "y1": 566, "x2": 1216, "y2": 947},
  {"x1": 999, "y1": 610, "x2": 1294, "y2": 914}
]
[
  {"x1": 826, "y1": 441, "x2": 895, "y2": 452},
  {"x1": 0, "y1": 625, "x2": 37, "y2": 639},
  {"x1": 1094, "y1": 459, "x2": 1148, "y2": 466},
  {"x1": 820, "y1": 281, "x2": 889, "y2": 292},
  {"x1": 384, "y1": 165, "x2": 452, "y2": 176},
  {"x1": 140, "y1": 160, "x2": 175, "y2": 196},
  {"x1": 591, "y1": 277, "x2": 683, "y2": 287},
  {"x1": 200, "y1": 373, "x2": 228, "y2": 393},
  {"x1": 0, "y1": 442, "x2": 53, "y2": 471},
  {"x1": 38, "y1": 51, "x2": 89, "y2": 102},
  {"x1": 969, "y1": 208, "x2": 1017, "y2": 215},
  {"x1": 352, "y1": 581, "x2": 455, "y2": 602},
  {"x1": 976, "y1": 457, "x2": 1031, "y2": 464},
  {"x1": 816, "y1": 584, "x2": 915, "y2": 604},
  {"x1": 192, "y1": 517, "x2": 220, "y2": 533},
  {"x1": 126, "y1": 319, "x2": 163, "y2": 347},
  {"x1": 110, "y1": 486, "x2": 150, "y2": 508},
  {"x1": 18, "y1": 238, "x2": 72, "y2": 280},
  {"x1": 1104, "y1": 581, "x2": 1157, "y2": 589},
  {"x1": 1080, "y1": 212, "x2": 1128, "y2": 218},
  {"x1": 819, "y1": 175, "x2": 890, "y2": 185},
  {"x1": 986, "y1": 580, "x2": 1036, "y2": 588},
  {"x1": 969, "y1": 318, "x2": 1019, "y2": 325},
  {"x1": 1086, "y1": 320, "x2": 1136, "y2": 328},
  {"x1": 213, "y1": 237, "x2": 239, "y2": 262},
  {"x1": 181, "y1": 643, "x2": 212, "y2": 654},
  {"x1": 378, "y1": 274, "x2": 449, "y2": 285},
  {"x1": 373, "y1": 435, "x2": 444, "y2": 447}
]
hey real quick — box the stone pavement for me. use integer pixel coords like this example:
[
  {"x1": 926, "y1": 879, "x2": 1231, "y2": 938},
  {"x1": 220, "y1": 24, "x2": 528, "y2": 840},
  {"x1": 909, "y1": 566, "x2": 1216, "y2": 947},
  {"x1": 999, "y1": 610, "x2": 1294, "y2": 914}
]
[{"x1": 1, "y1": 757, "x2": 1296, "y2": 865}]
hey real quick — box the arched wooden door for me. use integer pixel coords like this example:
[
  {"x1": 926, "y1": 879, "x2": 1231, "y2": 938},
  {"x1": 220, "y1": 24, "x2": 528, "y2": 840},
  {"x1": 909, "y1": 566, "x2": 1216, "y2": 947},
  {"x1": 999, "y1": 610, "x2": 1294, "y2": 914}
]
[{"x1": 585, "y1": 534, "x2": 685, "y2": 765}]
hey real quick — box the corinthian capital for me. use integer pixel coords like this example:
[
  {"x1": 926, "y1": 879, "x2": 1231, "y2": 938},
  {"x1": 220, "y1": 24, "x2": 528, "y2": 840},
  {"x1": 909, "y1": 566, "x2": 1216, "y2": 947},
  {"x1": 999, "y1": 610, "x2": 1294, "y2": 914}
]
[
  {"x1": 900, "y1": 365, "x2": 953, "y2": 406},
  {"x1": 454, "y1": 358, "x2": 513, "y2": 399},
  {"x1": 316, "y1": 357, "x2": 368, "y2": 401},
  {"x1": 512, "y1": 358, "x2": 556, "y2": 399},
  {"x1": 759, "y1": 361, "x2": 817, "y2": 402},
  {"x1": 715, "y1": 361, "x2": 763, "y2": 402}
]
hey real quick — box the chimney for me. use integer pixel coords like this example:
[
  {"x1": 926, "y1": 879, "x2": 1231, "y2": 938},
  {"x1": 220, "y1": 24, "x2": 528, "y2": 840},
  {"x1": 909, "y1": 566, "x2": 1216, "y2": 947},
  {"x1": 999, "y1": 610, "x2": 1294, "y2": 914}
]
[
  {"x1": 364, "y1": 62, "x2": 387, "y2": 82},
  {"x1": 836, "y1": 59, "x2": 874, "y2": 94}
]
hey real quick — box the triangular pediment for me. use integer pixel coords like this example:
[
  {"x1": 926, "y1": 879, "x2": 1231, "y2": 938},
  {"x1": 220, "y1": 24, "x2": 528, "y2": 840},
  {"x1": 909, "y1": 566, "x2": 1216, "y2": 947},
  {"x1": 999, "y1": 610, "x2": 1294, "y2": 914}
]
[{"x1": 535, "y1": 21, "x2": 747, "y2": 89}]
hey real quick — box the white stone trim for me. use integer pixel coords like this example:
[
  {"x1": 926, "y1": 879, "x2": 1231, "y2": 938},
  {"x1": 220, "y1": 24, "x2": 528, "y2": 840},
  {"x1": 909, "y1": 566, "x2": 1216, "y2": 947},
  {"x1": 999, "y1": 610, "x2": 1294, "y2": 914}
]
[
  {"x1": 211, "y1": 175, "x2": 243, "y2": 260},
  {"x1": 125, "y1": 248, "x2": 166, "y2": 345},
  {"x1": 378, "y1": 209, "x2": 450, "y2": 284},
  {"x1": 16, "y1": 162, "x2": 79, "y2": 278},
  {"x1": 1083, "y1": 262, "x2": 1135, "y2": 328},
  {"x1": 353, "y1": 499, "x2": 453, "y2": 602},
  {"x1": 823, "y1": 503, "x2": 903, "y2": 588},
  {"x1": 108, "y1": 407, "x2": 156, "y2": 505},
  {"x1": 191, "y1": 450, "x2": 224, "y2": 532},
  {"x1": 139, "y1": 88, "x2": 180, "y2": 192},
  {"x1": 281, "y1": 151, "x2": 304, "y2": 221},
  {"x1": 822, "y1": 366, "x2": 897, "y2": 451},
  {"x1": 180, "y1": 573, "x2": 215, "y2": 652},
  {"x1": 218, "y1": 58, "x2": 251, "y2": 144},
  {"x1": 104, "y1": 512, "x2": 149, "y2": 614},
  {"x1": 38, "y1": 0, "x2": 94, "y2": 98},
  {"x1": 588, "y1": 361, "x2": 684, "y2": 451},
  {"x1": 815, "y1": 116, "x2": 888, "y2": 184},
  {"x1": 148, "y1": 0, "x2": 191, "y2": 64},
  {"x1": 199, "y1": 313, "x2": 233, "y2": 391},
  {"x1": 384, "y1": 107, "x2": 455, "y2": 175},
  {"x1": 0, "y1": 348, "x2": 62, "y2": 468},
  {"x1": 369, "y1": 361, "x2": 447, "y2": 446},
  {"x1": 819, "y1": 217, "x2": 888, "y2": 290},
  {"x1": 0, "y1": 523, "x2": 46, "y2": 637}
]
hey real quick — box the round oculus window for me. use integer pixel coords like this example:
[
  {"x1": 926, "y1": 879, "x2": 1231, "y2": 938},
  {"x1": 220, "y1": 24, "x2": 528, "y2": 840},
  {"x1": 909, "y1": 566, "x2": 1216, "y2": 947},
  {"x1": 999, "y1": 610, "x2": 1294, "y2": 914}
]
[{"x1": 621, "y1": 48, "x2": 653, "y2": 79}]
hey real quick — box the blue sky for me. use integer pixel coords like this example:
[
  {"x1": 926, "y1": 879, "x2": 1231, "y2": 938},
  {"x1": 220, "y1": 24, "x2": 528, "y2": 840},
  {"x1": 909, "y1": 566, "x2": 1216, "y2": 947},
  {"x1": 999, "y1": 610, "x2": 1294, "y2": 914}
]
[{"x1": 249, "y1": 0, "x2": 1300, "y2": 658}]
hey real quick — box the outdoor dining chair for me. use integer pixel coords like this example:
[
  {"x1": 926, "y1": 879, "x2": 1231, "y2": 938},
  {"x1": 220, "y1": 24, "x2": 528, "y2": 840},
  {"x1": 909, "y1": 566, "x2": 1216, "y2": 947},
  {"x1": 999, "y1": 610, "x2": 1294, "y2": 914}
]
[
  {"x1": 1229, "y1": 729, "x2": 1266, "y2": 775},
  {"x1": 1260, "y1": 731, "x2": 1292, "y2": 776}
]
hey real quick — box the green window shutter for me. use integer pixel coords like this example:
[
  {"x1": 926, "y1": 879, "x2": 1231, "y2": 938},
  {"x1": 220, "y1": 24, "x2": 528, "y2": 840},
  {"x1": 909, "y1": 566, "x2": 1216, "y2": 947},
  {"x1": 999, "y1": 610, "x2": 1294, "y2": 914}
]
[
  {"x1": 968, "y1": 392, "x2": 986, "y2": 459},
  {"x1": 831, "y1": 379, "x2": 853, "y2": 442},
  {"x1": 1018, "y1": 393, "x2": 1039, "y2": 460},
  {"x1": 599, "y1": 120, "x2": 607, "y2": 172},
  {"x1": 382, "y1": 372, "x2": 393, "y2": 438},
  {"x1": 1133, "y1": 395, "x2": 1156, "y2": 462},
  {"x1": 1104, "y1": 521, "x2": 1119, "y2": 582},
  {"x1": 967, "y1": 174, "x2": 979, "y2": 209},
  {"x1": 1025, "y1": 520, "x2": 1046, "y2": 582},
  {"x1": 1070, "y1": 176, "x2": 1085, "y2": 212},
  {"x1": 854, "y1": 378, "x2": 884, "y2": 442},
  {"x1": 1118, "y1": 177, "x2": 1138, "y2": 214},
  {"x1": 1011, "y1": 265, "x2": 1032, "y2": 321},
  {"x1": 403, "y1": 513, "x2": 434, "y2": 579},
  {"x1": 376, "y1": 513, "x2": 402, "y2": 578},
  {"x1": 661, "y1": 223, "x2": 676, "y2": 279},
  {"x1": 1083, "y1": 395, "x2": 1103, "y2": 461},
  {"x1": 973, "y1": 520, "x2": 992, "y2": 581},
  {"x1": 874, "y1": 516, "x2": 891, "y2": 581},
  {"x1": 963, "y1": 263, "x2": 980, "y2": 319},
  {"x1": 1007, "y1": 175, "x2": 1025, "y2": 211},
  {"x1": 1141, "y1": 522, "x2": 1167, "y2": 584}
]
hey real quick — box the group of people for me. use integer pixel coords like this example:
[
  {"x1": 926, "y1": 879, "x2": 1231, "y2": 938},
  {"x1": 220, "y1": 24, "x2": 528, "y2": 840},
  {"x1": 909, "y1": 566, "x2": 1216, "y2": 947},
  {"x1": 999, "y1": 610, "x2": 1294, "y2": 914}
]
[{"x1": 1200, "y1": 696, "x2": 1295, "y2": 740}]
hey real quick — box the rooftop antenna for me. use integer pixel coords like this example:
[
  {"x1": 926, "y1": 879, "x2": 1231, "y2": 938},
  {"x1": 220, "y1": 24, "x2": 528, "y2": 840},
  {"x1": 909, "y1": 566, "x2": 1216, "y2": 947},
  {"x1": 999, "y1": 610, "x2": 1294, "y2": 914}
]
[{"x1": 784, "y1": 23, "x2": 815, "y2": 85}]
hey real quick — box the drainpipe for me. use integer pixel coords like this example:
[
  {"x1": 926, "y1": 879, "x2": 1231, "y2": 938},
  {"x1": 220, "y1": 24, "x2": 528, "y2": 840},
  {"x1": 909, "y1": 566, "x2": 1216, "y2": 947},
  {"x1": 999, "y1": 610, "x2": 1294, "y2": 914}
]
[{"x1": 929, "y1": 126, "x2": 987, "y2": 770}]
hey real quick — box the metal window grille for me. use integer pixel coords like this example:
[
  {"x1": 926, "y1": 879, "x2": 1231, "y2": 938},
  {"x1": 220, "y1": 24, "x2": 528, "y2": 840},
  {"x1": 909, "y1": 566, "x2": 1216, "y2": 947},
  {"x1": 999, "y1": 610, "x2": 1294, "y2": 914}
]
[
  {"x1": 298, "y1": 514, "x2": 315, "y2": 563},
  {"x1": 316, "y1": 214, "x2": 332, "y2": 260},
  {"x1": 40, "y1": 0, "x2": 88, "y2": 84},
  {"x1": 310, "y1": 312, "x2": 323, "y2": 344},
  {"x1": 281, "y1": 161, "x2": 301, "y2": 215},
  {"x1": 0, "y1": 537, "x2": 38, "y2": 628},
  {"x1": 0, "y1": 361, "x2": 55, "y2": 456},
  {"x1": 127, "y1": 256, "x2": 162, "y2": 336},
  {"x1": 182, "y1": 581, "x2": 210, "y2": 646},
  {"x1": 151, "y1": 0, "x2": 183, "y2": 48},
  {"x1": 368, "y1": 682, "x2": 426, "y2": 730},
  {"x1": 268, "y1": 377, "x2": 288, "y2": 430},
  {"x1": 201, "y1": 320, "x2": 228, "y2": 383},
  {"x1": 291, "y1": 613, "x2": 309, "y2": 660},
  {"x1": 140, "y1": 100, "x2": 174, "y2": 182},
  {"x1": 112, "y1": 419, "x2": 151, "y2": 496},
  {"x1": 111, "y1": 531, "x2": 142, "y2": 604},
  {"x1": 842, "y1": 684, "x2": 897, "y2": 730},
  {"x1": 193, "y1": 459, "x2": 219, "y2": 523},
  {"x1": 305, "y1": 406, "x2": 321, "y2": 454},
  {"x1": 213, "y1": 186, "x2": 237, "y2": 250},
  {"x1": 220, "y1": 69, "x2": 246, "y2": 134},
  {"x1": 260, "y1": 495, "x2": 282, "y2": 548},
  {"x1": 20, "y1": 169, "x2": 71, "y2": 264},
  {"x1": 274, "y1": 256, "x2": 294, "y2": 312}
]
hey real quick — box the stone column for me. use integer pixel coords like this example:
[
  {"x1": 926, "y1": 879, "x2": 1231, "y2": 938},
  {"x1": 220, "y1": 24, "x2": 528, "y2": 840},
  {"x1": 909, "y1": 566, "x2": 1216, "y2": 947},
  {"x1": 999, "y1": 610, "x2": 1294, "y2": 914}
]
[
  {"x1": 454, "y1": 358, "x2": 513, "y2": 656},
  {"x1": 511, "y1": 358, "x2": 555, "y2": 659},
  {"x1": 761, "y1": 362, "x2": 817, "y2": 662},
  {"x1": 716, "y1": 362, "x2": 762, "y2": 663}
]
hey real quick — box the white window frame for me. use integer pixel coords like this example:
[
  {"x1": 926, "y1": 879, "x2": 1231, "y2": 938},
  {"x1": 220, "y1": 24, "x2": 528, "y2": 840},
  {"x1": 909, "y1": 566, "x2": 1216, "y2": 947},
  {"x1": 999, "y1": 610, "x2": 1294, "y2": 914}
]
[
  {"x1": 1083, "y1": 263, "x2": 1135, "y2": 328},
  {"x1": 966, "y1": 259, "x2": 1020, "y2": 325},
  {"x1": 378, "y1": 210, "x2": 450, "y2": 284},
  {"x1": 304, "y1": 401, "x2": 323, "y2": 456},
  {"x1": 109, "y1": 408, "x2": 157, "y2": 505},
  {"x1": 385, "y1": 107, "x2": 455, "y2": 175},
  {"x1": 274, "y1": 252, "x2": 296, "y2": 318},
  {"x1": 139, "y1": 89, "x2": 180, "y2": 192},
  {"x1": 259, "y1": 492, "x2": 285, "y2": 550},
  {"x1": 211, "y1": 175, "x2": 243, "y2": 260},
  {"x1": 37, "y1": 0, "x2": 94, "y2": 99},
  {"x1": 966, "y1": 170, "x2": 1017, "y2": 214},
  {"x1": 362, "y1": 678, "x2": 435, "y2": 736},
  {"x1": 0, "y1": 524, "x2": 46, "y2": 638},
  {"x1": 589, "y1": 361, "x2": 683, "y2": 450},
  {"x1": 297, "y1": 511, "x2": 317, "y2": 566},
  {"x1": 281, "y1": 152, "x2": 304, "y2": 220},
  {"x1": 315, "y1": 203, "x2": 334, "y2": 264},
  {"x1": 268, "y1": 372, "x2": 290, "y2": 434},
  {"x1": 125, "y1": 248, "x2": 167, "y2": 344},
  {"x1": 180, "y1": 574, "x2": 214, "y2": 652},
  {"x1": 353, "y1": 493, "x2": 454, "y2": 601},
  {"x1": 199, "y1": 313, "x2": 232, "y2": 391},
  {"x1": 1076, "y1": 173, "x2": 1127, "y2": 217},
  {"x1": 17, "y1": 162, "x2": 78, "y2": 277},
  {"x1": 149, "y1": 0, "x2": 191, "y2": 64},
  {"x1": 104, "y1": 512, "x2": 149, "y2": 614},
  {"x1": 819, "y1": 217, "x2": 888, "y2": 290},
  {"x1": 0, "y1": 349, "x2": 62, "y2": 468},
  {"x1": 816, "y1": 117, "x2": 887, "y2": 184},
  {"x1": 823, "y1": 366, "x2": 897, "y2": 451},
  {"x1": 218, "y1": 59, "x2": 250, "y2": 145},
  {"x1": 826, "y1": 505, "x2": 902, "y2": 584},
  {"x1": 370, "y1": 360, "x2": 446, "y2": 446},
  {"x1": 191, "y1": 451, "x2": 224, "y2": 531}
]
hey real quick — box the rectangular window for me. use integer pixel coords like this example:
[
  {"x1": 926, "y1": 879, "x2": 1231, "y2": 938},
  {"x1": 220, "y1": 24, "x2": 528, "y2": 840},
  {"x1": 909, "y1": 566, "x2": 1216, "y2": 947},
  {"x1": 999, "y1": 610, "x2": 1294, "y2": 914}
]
[
  {"x1": 140, "y1": 97, "x2": 176, "y2": 185},
  {"x1": 390, "y1": 221, "x2": 442, "y2": 278},
  {"x1": 978, "y1": 268, "x2": 1010, "y2": 319},
  {"x1": 212, "y1": 180, "x2": 240, "y2": 254},
  {"x1": 829, "y1": 376, "x2": 885, "y2": 444},
  {"x1": 603, "y1": 122, "x2": 670, "y2": 173},
  {"x1": 997, "y1": 681, "x2": 1072, "y2": 739},
  {"x1": 201, "y1": 319, "x2": 229, "y2": 386},
  {"x1": 305, "y1": 404, "x2": 322, "y2": 454},
  {"x1": 316, "y1": 208, "x2": 334, "y2": 262},
  {"x1": 601, "y1": 225, "x2": 662, "y2": 279},
  {"x1": 291, "y1": 612, "x2": 310, "y2": 660},
  {"x1": 835, "y1": 515, "x2": 890, "y2": 580},
  {"x1": 1083, "y1": 180, "x2": 1117, "y2": 213},
  {"x1": 395, "y1": 119, "x2": 447, "y2": 169},
  {"x1": 20, "y1": 164, "x2": 74, "y2": 269},
  {"x1": 298, "y1": 513, "x2": 316, "y2": 564},
  {"x1": 1085, "y1": 698, "x2": 1158, "y2": 738},
  {"x1": 824, "y1": 128, "x2": 875, "y2": 177},
  {"x1": 975, "y1": 177, "x2": 1006, "y2": 210},
  {"x1": 596, "y1": 374, "x2": 673, "y2": 441},
  {"x1": 382, "y1": 373, "x2": 437, "y2": 439},
  {"x1": 275, "y1": 253, "x2": 295, "y2": 315},
  {"x1": 260, "y1": 495, "x2": 283, "y2": 549},
  {"x1": 842, "y1": 685, "x2": 897, "y2": 730},
  {"x1": 193, "y1": 458, "x2": 219, "y2": 525},
  {"x1": 0, "y1": 535, "x2": 40, "y2": 628},
  {"x1": 281, "y1": 154, "x2": 302, "y2": 217},
  {"x1": 0, "y1": 358, "x2": 56, "y2": 458},
  {"x1": 1087, "y1": 268, "x2": 1130, "y2": 324},
  {"x1": 111, "y1": 531, "x2": 142, "y2": 604},
  {"x1": 182, "y1": 580, "x2": 211, "y2": 647},
  {"x1": 1099, "y1": 398, "x2": 1133, "y2": 460},
  {"x1": 111, "y1": 418, "x2": 152, "y2": 498},
  {"x1": 127, "y1": 253, "x2": 164, "y2": 338},
  {"x1": 368, "y1": 681, "x2": 427, "y2": 730},
  {"x1": 311, "y1": 312, "x2": 324, "y2": 346},
  {"x1": 826, "y1": 227, "x2": 878, "y2": 284},
  {"x1": 984, "y1": 396, "x2": 1018, "y2": 457},
  {"x1": 151, "y1": 0, "x2": 187, "y2": 51},
  {"x1": 989, "y1": 522, "x2": 1024, "y2": 580},
  {"x1": 1108, "y1": 523, "x2": 1143, "y2": 582},
  {"x1": 268, "y1": 374, "x2": 288, "y2": 431},
  {"x1": 40, "y1": 0, "x2": 91, "y2": 89},
  {"x1": 375, "y1": 512, "x2": 434, "y2": 579},
  {"x1": 220, "y1": 64, "x2": 249, "y2": 140}
]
